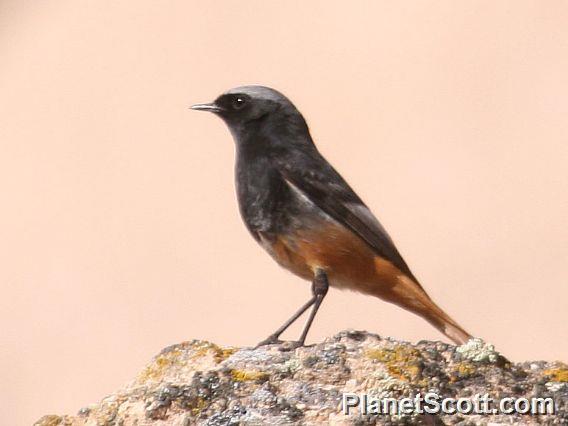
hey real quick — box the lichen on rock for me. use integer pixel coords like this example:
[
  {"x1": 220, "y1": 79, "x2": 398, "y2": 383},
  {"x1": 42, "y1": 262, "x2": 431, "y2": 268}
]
[
  {"x1": 34, "y1": 330, "x2": 567, "y2": 425},
  {"x1": 455, "y1": 338, "x2": 500, "y2": 363}
]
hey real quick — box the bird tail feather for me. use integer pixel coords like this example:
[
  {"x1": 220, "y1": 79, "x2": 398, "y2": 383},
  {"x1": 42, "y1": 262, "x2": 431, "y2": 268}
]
[{"x1": 387, "y1": 274, "x2": 473, "y2": 345}]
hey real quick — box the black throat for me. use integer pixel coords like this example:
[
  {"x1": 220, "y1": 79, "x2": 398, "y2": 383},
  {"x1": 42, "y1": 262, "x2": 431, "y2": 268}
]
[{"x1": 230, "y1": 110, "x2": 315, "y2": 239}]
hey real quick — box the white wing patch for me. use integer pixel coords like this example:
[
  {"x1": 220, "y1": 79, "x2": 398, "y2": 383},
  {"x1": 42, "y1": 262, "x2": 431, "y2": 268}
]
[
  {"x1": 346, "y1": 203, "x2": 394, "y2": 245},
  {"x1": 284, "y1": 177, "x2": 393, "y2": 244},
  {"x1": 283, "y1": 178, "x2": 318, "y2": 208}
]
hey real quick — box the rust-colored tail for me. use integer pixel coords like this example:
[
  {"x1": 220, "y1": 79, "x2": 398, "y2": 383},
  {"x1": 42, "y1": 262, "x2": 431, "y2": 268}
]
[
  {"x1": 376, "y1": 272, "x2": 473, "y2": 345},
  {"x1": 416, "y1": 296, "x2": 472, "y2": 345}
]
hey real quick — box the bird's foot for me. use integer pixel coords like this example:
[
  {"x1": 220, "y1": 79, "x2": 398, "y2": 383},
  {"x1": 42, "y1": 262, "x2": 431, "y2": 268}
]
[
  {"x1": 255, "y1": 335, "x2": 284, "y2": 348},
  {"x1": 278, "y1": 340, "x2": 305, "y2": 351},
  {"x1": 255, "y1": 336, "x2": 305, "y2": 350}
]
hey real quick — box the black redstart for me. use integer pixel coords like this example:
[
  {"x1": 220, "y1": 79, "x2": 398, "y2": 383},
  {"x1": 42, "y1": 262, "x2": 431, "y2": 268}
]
[{"x1": 192, "y1": 85, "x2": 472, "y2": 347}]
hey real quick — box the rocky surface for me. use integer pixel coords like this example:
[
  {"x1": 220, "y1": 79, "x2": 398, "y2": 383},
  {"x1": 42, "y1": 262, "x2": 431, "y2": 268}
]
[{"x1": 35, "y1": 331, "x2": 567, "y2": 425}]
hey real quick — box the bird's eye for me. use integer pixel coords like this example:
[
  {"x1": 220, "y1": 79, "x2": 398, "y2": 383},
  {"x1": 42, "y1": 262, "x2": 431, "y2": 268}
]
[{"x1": 231, "y1": 96, "x2": 247, "y2": 110}]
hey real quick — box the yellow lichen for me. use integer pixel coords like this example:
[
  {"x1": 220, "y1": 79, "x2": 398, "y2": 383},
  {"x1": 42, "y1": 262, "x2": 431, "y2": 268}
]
[
  {"x1": 544, "y1": 368, "x2": 568, "y2": 382},
  {"x1": 450, "y1": 362, "x2": 476, "y2": 382},
  {"x1": 190, "y1": 397, "x2": 209, "y2": 416},
  {"x1": 230, "y1": 369, "x2": 270, "y2": 382},
  {"x1": 190, "y1": 341, "x2": 236, "y2": 363},
  {"x1": 138, "y1": 348, "x2": 185, "y2": 382},
  {"x1": 216, "y1": 347, "x2": 237, "y2": 362},
  {"x1": 33, "y1": 415, "x2": 63, "y2": 426},
  {"x1": 137, "y1": 341, "x2": 236, "y2": 383},
  {"x1": 366, "y1": 346, "x2": 423, "y2": 382}
]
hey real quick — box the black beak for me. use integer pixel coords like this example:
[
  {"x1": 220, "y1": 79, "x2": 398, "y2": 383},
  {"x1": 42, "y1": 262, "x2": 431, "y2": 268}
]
[{"x1": 190, "y1": 102, "x2": 222, "y2": 113}]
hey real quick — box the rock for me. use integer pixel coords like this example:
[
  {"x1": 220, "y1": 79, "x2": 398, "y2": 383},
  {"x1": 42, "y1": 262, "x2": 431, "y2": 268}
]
[{"x1": 34, "y1": 331, "x2": 567, "y2": 425}]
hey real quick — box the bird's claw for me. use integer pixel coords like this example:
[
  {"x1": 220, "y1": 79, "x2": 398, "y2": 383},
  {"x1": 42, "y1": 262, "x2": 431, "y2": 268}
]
[
  {"x1": 255, "y1": 335, "x2": 284, "y2": 347},
  {"x1": 255, "y1": 336, "x2": 305, "y2": 350}
]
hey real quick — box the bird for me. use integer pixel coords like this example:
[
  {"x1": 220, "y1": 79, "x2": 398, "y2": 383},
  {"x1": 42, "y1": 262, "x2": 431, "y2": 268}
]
[{"x1": 191, "y1": 85, "x2": 472, "y2": 347}]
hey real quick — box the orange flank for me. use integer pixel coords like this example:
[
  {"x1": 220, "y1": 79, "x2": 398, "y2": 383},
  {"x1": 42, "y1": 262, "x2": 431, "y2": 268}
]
[{"x1": 260, "y1": 222, "x2": 472, "y2": 345}]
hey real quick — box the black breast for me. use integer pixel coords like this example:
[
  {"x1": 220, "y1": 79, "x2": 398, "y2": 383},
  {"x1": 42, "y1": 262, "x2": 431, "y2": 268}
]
[{"x1": 235, "y1": 153, "x2": 294, "y2": 239}]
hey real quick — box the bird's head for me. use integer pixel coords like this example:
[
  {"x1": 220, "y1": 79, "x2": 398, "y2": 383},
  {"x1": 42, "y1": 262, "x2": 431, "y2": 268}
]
[{"x1": 191, "y1": 85, "x2": 309, "y2": 144}]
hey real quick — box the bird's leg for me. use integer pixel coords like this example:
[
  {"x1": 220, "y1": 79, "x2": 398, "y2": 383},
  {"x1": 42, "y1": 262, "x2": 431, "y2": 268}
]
[
  {"x1": 255, "y1": 296, "x2": 316, "y2": 347},
  {"x1": 256, "y1": 269, "x2": 329, "y2": 348},
  {"x1": 297, "y1": 269, "x2": 329, "y2": 346}
]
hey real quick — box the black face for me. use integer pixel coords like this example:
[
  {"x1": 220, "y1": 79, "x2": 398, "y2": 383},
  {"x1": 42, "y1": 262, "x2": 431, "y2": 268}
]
[
  {"x1": 192, "y1": 86, "x2": 295, "y2": 137},
  {"x1": 215, "y1": 93, "x2": 251, "y2": 113},
  {"x1": 211, "y1": 93, "x2": 281, "y2": 125}
]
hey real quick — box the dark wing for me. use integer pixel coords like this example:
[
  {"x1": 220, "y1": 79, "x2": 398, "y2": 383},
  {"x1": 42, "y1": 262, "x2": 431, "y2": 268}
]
[{"x1": 275, "y1": 154, "x2": 420, "y2": 285}]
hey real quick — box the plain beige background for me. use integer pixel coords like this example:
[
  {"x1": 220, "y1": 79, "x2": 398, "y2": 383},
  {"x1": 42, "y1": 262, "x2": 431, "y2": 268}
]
[{"x1": 1, "y1": 1, "x2": 567, "y2": 425}]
